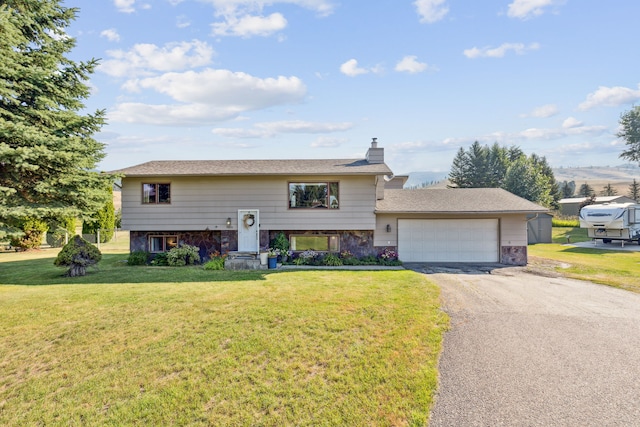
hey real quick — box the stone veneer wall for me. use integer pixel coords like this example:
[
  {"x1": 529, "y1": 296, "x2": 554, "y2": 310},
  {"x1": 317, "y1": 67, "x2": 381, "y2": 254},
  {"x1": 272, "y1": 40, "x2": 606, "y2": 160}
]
[
  {"x1": 501, "y1": 246, "x2": 527, "y2": 265},
  {"x1": 130, "y1": 231, "x2": 221, "y2": 260},
  {"x1": 268, "y1": 230, "x2": 379, "y2": 258},
  {"x1": 131, "y1": 229, "x2": 395, "y2": 260}
]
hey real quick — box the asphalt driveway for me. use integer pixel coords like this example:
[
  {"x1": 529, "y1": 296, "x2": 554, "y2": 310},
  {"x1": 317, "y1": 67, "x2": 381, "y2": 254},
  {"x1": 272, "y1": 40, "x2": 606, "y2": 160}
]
[{"x1": 409, "y1": 264, "x2": 640, "y2": 426}]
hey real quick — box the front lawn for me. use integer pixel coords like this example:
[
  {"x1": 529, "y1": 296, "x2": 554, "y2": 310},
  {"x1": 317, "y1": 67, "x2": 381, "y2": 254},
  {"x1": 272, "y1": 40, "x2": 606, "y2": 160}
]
[{"x1": 0, "y1": 251, "x2": 446, "y2": 426}]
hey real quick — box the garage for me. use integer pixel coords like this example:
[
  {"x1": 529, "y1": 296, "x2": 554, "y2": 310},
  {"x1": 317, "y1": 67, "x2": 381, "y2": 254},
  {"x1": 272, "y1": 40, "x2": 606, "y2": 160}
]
[{"x1": 398, "y1": 218, "x2": 499, "y2": 263}]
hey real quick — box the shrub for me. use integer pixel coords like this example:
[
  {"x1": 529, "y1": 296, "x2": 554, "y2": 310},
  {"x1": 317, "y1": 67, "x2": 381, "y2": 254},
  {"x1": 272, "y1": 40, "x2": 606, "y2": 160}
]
[
  {"x1": 150, "y1": 252, "x2": 169, "y2": 266},
  {"x1": 323, "y1": 253, "x2": 343, "y2": 266},
  {"x1": 552, "y1": 218, "x2": 580, "y2": 227},
  {"x1": 10, "y1": 218, "x2": 49, "y2": 251},
  {"x1": 128, "y1": 250, "x2": 149, "y2": 266},
  {"x1": 359, "y1": 255, "x2": 379, "y2": 265},
  {"x1": 270, "y1": 232, "x2": 290, "y2": 253},
  {"x1": 204, "y1": 257, "x2": 225, "y2": 270},
  {"x1": 54, "y1": 235, "x2": 102, "y2": 277},
  {"x1": 167, "y1": 244, "x2": 201, "y2": 267}
]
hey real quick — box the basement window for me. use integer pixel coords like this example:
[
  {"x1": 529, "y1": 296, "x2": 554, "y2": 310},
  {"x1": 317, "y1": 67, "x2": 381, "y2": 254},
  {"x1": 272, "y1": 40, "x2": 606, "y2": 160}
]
[
  {"x1": 290, "y1": 235, "x2": 339, "y2": 252},
  {"x1": 149, "y1": 236, "x2": 178, "y2": 253}
]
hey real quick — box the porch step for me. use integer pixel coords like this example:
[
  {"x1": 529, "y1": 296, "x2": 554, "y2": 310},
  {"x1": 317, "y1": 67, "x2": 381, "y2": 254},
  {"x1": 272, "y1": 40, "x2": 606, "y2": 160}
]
[{"x1": 224, "y1": 251, "x2": 267, "y2": 270}]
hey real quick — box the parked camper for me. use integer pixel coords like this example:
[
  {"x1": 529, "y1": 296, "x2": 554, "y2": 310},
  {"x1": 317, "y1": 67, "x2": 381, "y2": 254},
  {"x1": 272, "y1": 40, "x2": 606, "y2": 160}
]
[{"x1": 579, "y1": 202, "x2": 640, "y2": 244}]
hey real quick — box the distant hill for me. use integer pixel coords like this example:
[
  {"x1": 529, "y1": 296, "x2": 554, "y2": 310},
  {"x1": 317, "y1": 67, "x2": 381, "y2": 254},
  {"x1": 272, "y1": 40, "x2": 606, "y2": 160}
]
[
  {"x1": 404, "y1": 171, "x2": 449, "y2": 188},
  {"x1": 553, "y1": 165, "x2": 639, "y2": 183},
  {"x1": 405, "y1": 165, "x2": 640, "y2": 194}
]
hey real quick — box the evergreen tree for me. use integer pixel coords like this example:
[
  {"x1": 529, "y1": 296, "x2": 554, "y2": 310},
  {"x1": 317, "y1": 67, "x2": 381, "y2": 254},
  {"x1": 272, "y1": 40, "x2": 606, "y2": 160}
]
[
  {"x1": 0, "y1": 1, "x2": 112, "y2": 239},
  {"x1": 628, "y1": 179, "x2": 640, "y2": 202},
  {"x1": 600, "y1": 183, "x2": 618, "y2": 196},
  {"x1": 559, "y1": 180, "x2": 575, "y2": 198},
  {"x1": 82, "y1": 186, "x2": 115, "y2": 243},
  {"x1": 618, "y1": 106, "x2": 640, "y2": 165},
  {"x1": 448, "y1": 142, "x2": 559, "y2": 208},
  {"x1": 577, "y1": 183, "x2": 595, "y2": 197}
]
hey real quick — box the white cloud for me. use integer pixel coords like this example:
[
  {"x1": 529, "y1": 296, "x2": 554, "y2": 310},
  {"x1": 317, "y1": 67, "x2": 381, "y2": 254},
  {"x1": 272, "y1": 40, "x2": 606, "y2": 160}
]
[
  {"x1": 507, "y1": 0, "x2": 564, "y2": 20},
  {"x1": 521, "y1": 104, "x2": 558, "y2": 118},
  {"x1": 578, "y1": 85, "x2": 640, "y2": 111},
  {"x1": 109, "y1": 69, "x2": 307, "y2": 126},
  {"x1": 463, "y1": 42, "x2": 540, "y2": 59},
  {"x1": 204, "y1": 0, "x2": 334, "y2": 37},
  {"x1": 100, "y1": 28, "x2": 121, "y2": 42},
  {"x1": 213, "y1": 120, "x2": 352, "y2": 138},
  {"x1": 114, "y1": 0, "x2": 136, "y2": 13},
  {"x1": 414, "y1": 0, "x2": 449, "y2": 23},
  {"x1": 99, "y1": 40, "x2": 215, "y2": 77},
  {"x1": 109, "y1": 103, "x2": 242, "y2": 126},
  {"x1": 339, "y1": 59, "x2": 383, "y2": 77},
  {"x1": 562, "y1": 117, "x2": 583, "y2": 128},
  {"x1": 212, "y1": 13, "x2": 287, "y2": 37},
  {"x1": 395, "y1": 55, "x2": 430, "y2": 74}
]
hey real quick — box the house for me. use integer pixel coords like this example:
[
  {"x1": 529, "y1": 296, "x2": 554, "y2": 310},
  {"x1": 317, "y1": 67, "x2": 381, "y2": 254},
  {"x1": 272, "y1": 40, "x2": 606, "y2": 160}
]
[
  {"x1": 559, "y1": 196, "x2": 636, "y2": 216},
  {"x1": 113, "y1": 140, "x2": 548, "y2": 265}
]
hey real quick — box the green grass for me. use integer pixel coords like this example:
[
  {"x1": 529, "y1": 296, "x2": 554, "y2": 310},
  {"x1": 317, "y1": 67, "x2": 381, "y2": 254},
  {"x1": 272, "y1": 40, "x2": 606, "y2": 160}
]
[
  {"x1": 0, "y1": 248, "x2": 447, "y2": 426},
  {"x1": 529, "y1": 244, "x2": 640, "y2": 293},
  {"x1": 551, "y1": 226, "x2": 589, "y2": 243},
  {"x1": 552, "y1": 218, "x2": 579, "y2": 228}
]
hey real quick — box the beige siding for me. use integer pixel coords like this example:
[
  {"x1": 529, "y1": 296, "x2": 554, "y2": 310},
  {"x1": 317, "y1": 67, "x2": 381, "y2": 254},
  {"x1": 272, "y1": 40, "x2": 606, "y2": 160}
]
[
  {"x1": 499, "y1": 214, "x2": 528, "y2": 246},
  {"x1": 122, "y1": 175, "x2": 377, "y2": 231}
]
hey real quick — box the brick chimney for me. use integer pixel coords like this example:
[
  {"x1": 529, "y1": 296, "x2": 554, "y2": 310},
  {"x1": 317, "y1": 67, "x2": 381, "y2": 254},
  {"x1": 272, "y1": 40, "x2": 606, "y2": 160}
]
[{"x1": 366, "y1": 138, "x2": 384, "y2": 164}]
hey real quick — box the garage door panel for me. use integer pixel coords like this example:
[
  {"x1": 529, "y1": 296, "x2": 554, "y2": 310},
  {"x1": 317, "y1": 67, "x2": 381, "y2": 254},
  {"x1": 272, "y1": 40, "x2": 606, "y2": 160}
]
[{"x1": 398, "y1": 219, "x2": 499, "y2": 263}]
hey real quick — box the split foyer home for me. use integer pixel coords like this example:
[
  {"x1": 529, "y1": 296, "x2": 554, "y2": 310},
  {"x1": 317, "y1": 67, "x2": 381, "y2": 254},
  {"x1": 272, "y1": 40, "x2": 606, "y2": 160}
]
[{"x1": 114, "y1": 140, "x2": 548, "y2": 265}]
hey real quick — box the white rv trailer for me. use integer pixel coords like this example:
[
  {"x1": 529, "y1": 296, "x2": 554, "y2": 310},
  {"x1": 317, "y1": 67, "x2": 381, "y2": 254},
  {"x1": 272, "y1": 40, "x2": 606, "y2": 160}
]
[{"x1": 579, "y1": 202, "x2": 640, "y2": 244}]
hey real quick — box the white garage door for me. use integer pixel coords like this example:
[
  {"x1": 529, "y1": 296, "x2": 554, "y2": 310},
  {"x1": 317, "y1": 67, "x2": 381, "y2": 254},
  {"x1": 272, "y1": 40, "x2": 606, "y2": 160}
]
[{"x1": 398, "y1": 219, "x2": 499, "y2": 262}]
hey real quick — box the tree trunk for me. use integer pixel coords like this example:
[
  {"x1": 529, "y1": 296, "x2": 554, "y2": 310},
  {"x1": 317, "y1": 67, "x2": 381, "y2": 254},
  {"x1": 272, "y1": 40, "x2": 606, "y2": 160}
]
[{"x1": 66, "y1": 264, "x2": 86, "y2": 277}]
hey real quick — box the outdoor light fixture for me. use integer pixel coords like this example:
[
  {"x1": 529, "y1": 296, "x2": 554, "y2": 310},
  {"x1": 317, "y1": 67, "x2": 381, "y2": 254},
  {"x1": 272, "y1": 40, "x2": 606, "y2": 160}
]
[
  {"x1": 226, "y1": 217, "x2": 232, "y2": 228},
  {"x1": 386, "y1": 224, "x2": 391, "y2": 232}
]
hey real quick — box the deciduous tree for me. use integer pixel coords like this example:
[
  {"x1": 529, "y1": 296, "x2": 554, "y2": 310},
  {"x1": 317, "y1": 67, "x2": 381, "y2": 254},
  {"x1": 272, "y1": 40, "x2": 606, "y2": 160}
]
[{"x1": 618, "y1": 106, "x2": 640, "y2": 165}]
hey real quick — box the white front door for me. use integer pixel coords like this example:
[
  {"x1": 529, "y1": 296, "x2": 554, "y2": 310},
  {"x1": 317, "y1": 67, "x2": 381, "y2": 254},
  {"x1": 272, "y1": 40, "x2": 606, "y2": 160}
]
[{"x1": 237, "y1": 209, "x2": 260, "y2": 252}]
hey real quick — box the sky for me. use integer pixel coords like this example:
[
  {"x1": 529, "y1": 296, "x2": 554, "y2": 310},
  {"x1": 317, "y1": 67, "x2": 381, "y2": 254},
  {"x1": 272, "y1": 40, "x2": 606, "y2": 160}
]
[{"x1": 66, "y1": 0, "x2": 640, "y2": 175}]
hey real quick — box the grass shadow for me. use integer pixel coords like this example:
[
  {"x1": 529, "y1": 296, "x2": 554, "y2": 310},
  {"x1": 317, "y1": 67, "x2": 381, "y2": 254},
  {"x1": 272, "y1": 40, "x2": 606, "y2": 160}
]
[{"x1": 0, "y1": 253, "x2": 273, "y2": 286}]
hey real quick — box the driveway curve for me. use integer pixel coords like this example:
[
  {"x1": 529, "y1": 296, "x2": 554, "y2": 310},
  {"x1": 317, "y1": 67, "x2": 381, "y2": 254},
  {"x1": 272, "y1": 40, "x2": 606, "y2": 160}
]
[{"x1": 411, "y1": 265, "x2": 640, "y2": 427}]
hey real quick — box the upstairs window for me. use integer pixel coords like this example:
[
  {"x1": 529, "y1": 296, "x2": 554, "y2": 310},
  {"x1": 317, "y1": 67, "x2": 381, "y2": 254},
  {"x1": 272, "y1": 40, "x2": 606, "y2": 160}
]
[
  {"x1": 289, "y1": 182, "x2": 339, "y2": 209},
  {"x1": 143, "y1": 183, "x2": 171, "y2": 204}
]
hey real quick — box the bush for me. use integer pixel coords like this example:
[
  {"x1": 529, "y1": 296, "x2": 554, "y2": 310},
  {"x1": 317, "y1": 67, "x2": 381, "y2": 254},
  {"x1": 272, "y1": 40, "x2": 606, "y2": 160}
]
[
  {"x1": 10, "y1": 218, "x2": 48, "y2": 251},
  {"x1": 270, "y1": 232, "x2": 290, "y2": 253},
  {"x1": 323, "y1": 253, "x2": 343, "y2": 266},
  {"x1": 167, "y1": 244, "x2": 201, "y2": 267},
  {"x1": 127, "y1": 250, "x2": 149, "y2": 266},
  {"x1": 204, "y1": 257, "x2": 225, "y2": 270},
  {"x1": 552, "y1": 218, "x2": 579, "y2": 227},
  {"x1": 54, "y1": 235, "x2": 102, "y2": 277},
  {"x1": 150, "y1": 252, "x2": 169, "y2": 266}
]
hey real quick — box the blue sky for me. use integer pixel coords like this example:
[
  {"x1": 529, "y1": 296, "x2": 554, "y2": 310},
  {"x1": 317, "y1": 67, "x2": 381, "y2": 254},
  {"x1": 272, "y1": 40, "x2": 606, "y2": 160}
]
[{"x1": 67, "y1": 0, "x2": 640, "y2": 175}]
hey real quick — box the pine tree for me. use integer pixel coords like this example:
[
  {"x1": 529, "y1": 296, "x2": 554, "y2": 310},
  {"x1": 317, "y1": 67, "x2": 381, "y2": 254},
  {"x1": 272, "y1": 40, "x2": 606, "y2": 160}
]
[
  {"x1": 577, "y1": 183, "x2": 595, "y2": 197},
  {"x1": 448, "y1": 142, "x2": 559, "y2": 208},
  {"x1": 628, "y1": 179, "x2": 640, "y2": 202},
  {"x1": 0, "y1": 1, "x2": 112, "y2": 240},
  {"x1": 600, "y1": 183, "x2": 618, "y2": 196}
]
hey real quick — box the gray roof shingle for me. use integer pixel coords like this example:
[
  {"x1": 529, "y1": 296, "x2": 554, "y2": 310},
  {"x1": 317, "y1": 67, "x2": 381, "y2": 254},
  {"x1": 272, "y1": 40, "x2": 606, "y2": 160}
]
[
  {"x1": 111, "y1": 159, "x2": 392, "y2": 177},
  {"x1": 376, "y1": 188, "x2": 549, "y2": 214}
]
